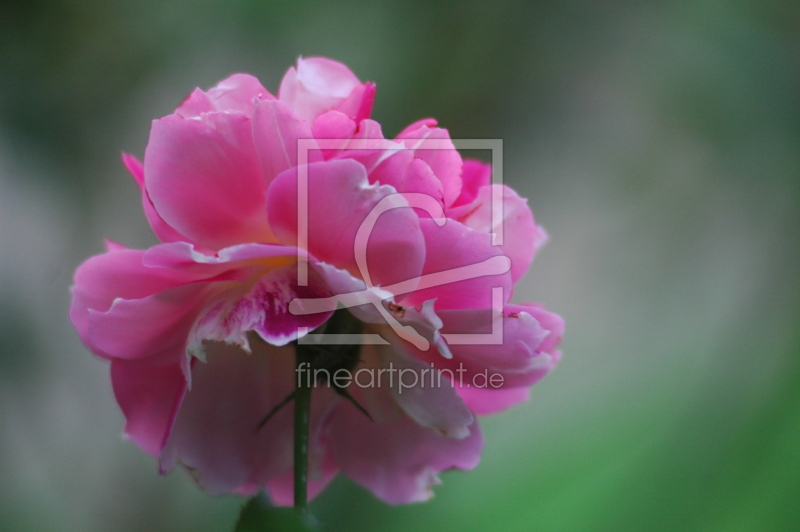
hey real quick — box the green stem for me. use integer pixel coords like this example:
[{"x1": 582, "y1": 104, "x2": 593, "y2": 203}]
[{"x1": 293, "y1": 344, "x2": 315, "y2": 520}]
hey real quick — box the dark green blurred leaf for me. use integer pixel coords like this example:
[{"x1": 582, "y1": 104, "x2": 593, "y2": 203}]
[{"x1": 234, "y1": 496, "x2": 310, "y2": 532}]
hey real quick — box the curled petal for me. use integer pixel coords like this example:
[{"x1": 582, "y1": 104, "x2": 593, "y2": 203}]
[
  {"x1": 351, "y1": 81, "x2": 376, "y2": 123},
  {"x1": 122, "y1": 151, "x2": 145, "y2": 187},
  {"x1": 145, "y1": 112, "x2": 274, "y2": 250},
  {"x1": 176, "y1": 73, "x2": 273, "y2": 118},
  {"x1": 442, "y1": 307, "x2": 549, "y2": 373},
  {"x1": 175, "y1": 88, "x2": 216, "y2": 119},
  {"x1": 87, "y1": 283, "x2": 212, "y2": 361},
  {"x1": 396, "y1": 123, "x2": 462, "y2": 207},
  {"x1": 312, "y1": 110, "x2": 357, "y2": 159},
  {"x1": 70, "y1": 248, "x2": 207, "y2": 357},
  {"x1": 205, "y1": 74, "x2": 274, "y2": 114},
  {"x1": 516, "y1": 303, "x2": 565, "y2": 355},
  {"x1": 395, "y1": 300, "x2": 452, "y2": 359},
  {"x1": 396, "y1": 304, "x2": 558, "y2": 390},
  {"x1": 396, "y1": 118, "x2": 439, "y2": 135},
  {"x1": 351, "y1": 148, "x2": 446, "y2": 209},
  {"x1": 346, "y1": 118, "x2": 386, "y2": 149},
  {"x1": 279, "y1": 57, "x2": 364, "y2": 124},
  {"x1": 191, "y1": 264, "x2": 333, "y2": 349},
  {"x1": 400, "y1": 218, "x2": 513, "y2": 310},
  {"x1": 444, "y1": 305, "x2": 555, "y2": 388},
  {"x1": 300, "y1": 261, "x2": 395, "y2": 324},
  {"x1": 290, "y1": 261, "x2": 453, "y2": 358},
  {"x1": 333, "y1": 120, "x2": 446, "y2": 208},
  {"x1": 375, "y1": 154, "x2": 444, "y2": 209},
  {"x1": 141, "y1": 241, "x2": 299, "y2": 280},
  {"x1": 448, "y1": 184, "x2": 544, "y2": 283},
  {"x1": 451, "y1": 159, "x2": 491, "y2": 208},
  {"x1": 333, "y1": 81, "x2": 376, "y2": 122},
  {"x1": 267, "y1": 159, "x2": 426, "y2": 288}
]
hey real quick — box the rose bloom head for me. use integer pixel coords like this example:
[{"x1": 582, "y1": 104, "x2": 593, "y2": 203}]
[{"x1": 70, "y1": 57, "x2": 563, "y2": 504}]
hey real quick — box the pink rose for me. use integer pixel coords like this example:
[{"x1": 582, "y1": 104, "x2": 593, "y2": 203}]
[{"x1": 70, "y1": 57, "x2": 563, "y2": 504}]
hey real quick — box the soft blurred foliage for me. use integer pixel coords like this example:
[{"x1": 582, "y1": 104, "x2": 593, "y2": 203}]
[{"x1": 1, "y1": 1, "x2": 799, "y2": 530}]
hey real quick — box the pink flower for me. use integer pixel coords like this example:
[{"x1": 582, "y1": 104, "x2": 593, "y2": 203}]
[{"x1": 69, "y1": 57, "x2": 563, "y2": 504}]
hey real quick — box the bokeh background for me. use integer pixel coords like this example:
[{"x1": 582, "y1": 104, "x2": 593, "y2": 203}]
[{"x1": 1, "y1": 1, "x2": 799, "y2": 530}]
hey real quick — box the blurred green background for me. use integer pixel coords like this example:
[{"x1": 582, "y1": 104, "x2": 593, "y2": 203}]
[{"x1": 1, "y1": 1, "x2": 799, "y2": 530}]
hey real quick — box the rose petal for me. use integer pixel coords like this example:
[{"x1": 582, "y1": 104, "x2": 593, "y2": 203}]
[
  {"x1": 267, "y1": 159, "x2": 426, "y2": 288},
  {"x1": 312, "y1": 110, "x2": 357, "y2": 159},
  {"x1": 515, "y1": 303, "x2": 565, "y2": 354},
  {"x1": 191, "y1": 264, "x2": 333, "y2": 349},
  {"x1": 205, "y1": 73, "x2": 273, "y2": 115},
  {"x1": 400, "y1": 218, "x2": 512, "y2": 310},
  {"x1": 327, "y1": 393, "x2": 483, "y2": 504},
  {"x1": 252, "y1": 98, "x2": 322, "y2": 187},
  {"x1": 278, "y1": 57, "x2": 363, "y2": 124},
  {"x1": 393, "y1": 305, "x2": 557, "y2": 389},
  {"x1": 352, "y1": 82, "x2": 376, "y2": 124},
  {"x1": 363, "y1": 150, "x2": 445, "y2": 209},
  {"x1": 375, "y1": 344, "x2": 473, "y2": 438},
  {"x1": 111, "y1": 354, "x2": 187, "y2": 456},
  {"x1": 451, "y1": 159, "x2": 491, "y2": 208},
  {"x1": 145, "y1": 112, "x2": 274, "y2": 250},
  {"x1": 448, "y1": 184, "x2": 544, "y2": 283},
  {"x1": 332, "y1": 119, "x2": 446, "y2": 209},
  {"x1": 159, "y1": 341, "x2": 338, "y2": 496},
  {"x1": 396, "y1": 124, "x2": 462, "y2": 207},
  {"x1": 441, "y1": 306, "x2": 549, "y2": 373},
  {"x1": 175, "y1": 88, "x2": 216, "y2": 119},
  {"x1": 396, "y1": 118, "x2": 439, "y2": 135},
  {"x1": 141, "y1": 241, "x2": 299, "y2": 279},
  {"x1": 87, "y1": 282, "x2": 212, "y2": 360},
  {"x1": 455, "y1": 386, "x2": 531, "y2": 416},
  {"x1": 176, "y1": 74, "x2": 273, "y2": 118},
  {"x1": 333, "y1": 81, "x2": 376, "y2": 122},
  {"x1": 122, "y1": 153, "x2": 189, "y2": 243},
  {"x1": 70, "y1": 248, "x2": 207, "y2": 357}
]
